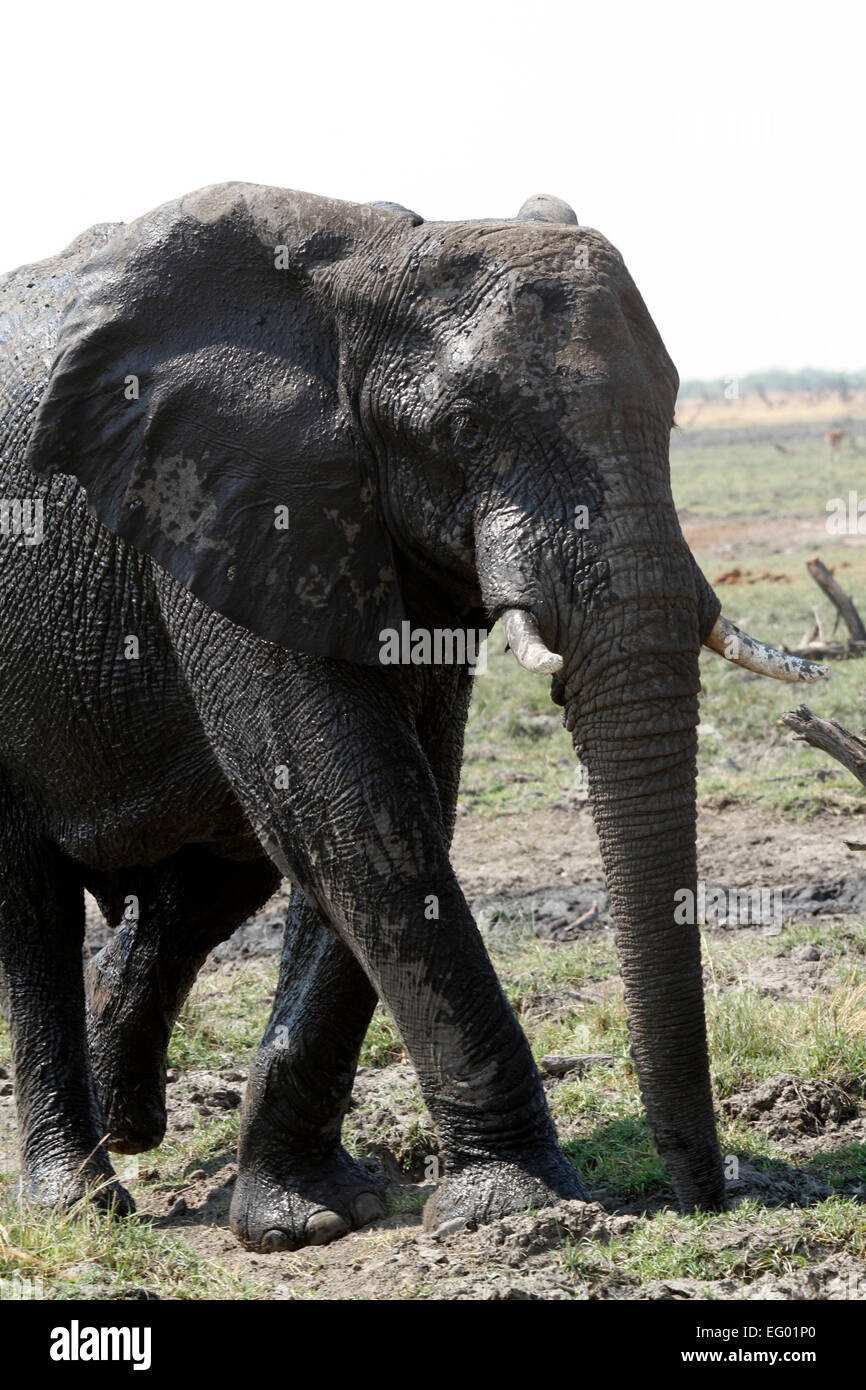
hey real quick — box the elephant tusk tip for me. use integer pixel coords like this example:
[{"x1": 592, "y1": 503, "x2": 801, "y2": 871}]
[
  {"x1": 783, "y1": 659, "x2": 832, "y2": 683},
  {"x1": 538, "y1": 652, "x2": 564, "y2": 674}
]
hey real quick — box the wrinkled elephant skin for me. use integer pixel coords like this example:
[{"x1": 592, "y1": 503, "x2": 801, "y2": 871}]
[{"x1": 0, "y1": 183, "x2": 746, "y2": 1245}]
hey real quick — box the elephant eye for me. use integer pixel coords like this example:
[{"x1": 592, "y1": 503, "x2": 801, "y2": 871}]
[{"x1": 452, "y1": 407, "x2": 486, "y2": 452}]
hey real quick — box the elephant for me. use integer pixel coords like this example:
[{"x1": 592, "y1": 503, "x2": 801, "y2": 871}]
[{"x1": 0, "y1": 183, "x2": 827, "y2": 1251}]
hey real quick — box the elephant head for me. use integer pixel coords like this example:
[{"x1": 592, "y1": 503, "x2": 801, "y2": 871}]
[{"x1": 25, "y1": 182, "x2": 826, "y2": 1211}]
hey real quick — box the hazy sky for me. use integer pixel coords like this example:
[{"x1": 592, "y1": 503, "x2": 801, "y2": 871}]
[{"x1": 4, "y1": 0, "x2": 862, "y2": 380}]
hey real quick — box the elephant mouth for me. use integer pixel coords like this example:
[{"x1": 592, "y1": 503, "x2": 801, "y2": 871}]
[{"x1": 502, "y1": 606, "x2": 828, "y2": 685}]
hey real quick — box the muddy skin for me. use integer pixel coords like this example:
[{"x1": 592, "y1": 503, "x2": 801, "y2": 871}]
[
  {"x1": 85, "y1": 848, "x2": 280, "y2": 1153},
  {"x1": 423, "y1": 1157, "x2": 590, "y2": 1232},
  {"x1": 229, "y1": 889, "x2": 385, "y2": 1250},
  {"x1": 228, "y1": 660, "x2": 579, "y2": 1250},
  {"x1": 1, "y1": 184, "x2": 733, "y2": 1244},
  {"x1": 0, "y1": 797, "x2": 133, "y2": 1215},
  {"x1": 164, "y1": 625, "x2": 600, "y2": 1242}
]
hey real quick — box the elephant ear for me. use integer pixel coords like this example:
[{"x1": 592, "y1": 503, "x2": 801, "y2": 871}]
[{"x1": 24, "y1": 184, "x2": 407, "y2": 662}]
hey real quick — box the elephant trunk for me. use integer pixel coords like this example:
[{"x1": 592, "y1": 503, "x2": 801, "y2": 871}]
[
  {"x1": 479, "y1": 421, "x2": 826, "y2": 1209},
  {"x1": 574, "y1": 677, "x2": 723, "y2": 1210},
  {"x1": 564, "y1": 538, "x2": 725, "y2": 1210}
]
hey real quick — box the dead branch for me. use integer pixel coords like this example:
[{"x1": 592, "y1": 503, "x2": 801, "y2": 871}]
[
  {"x1": 782, "y1": 704, "x2": 866, "y2": 790},
  {"x1": 784, "y1": 640, "x2": 850, "y2": 661},
  {"x1": 812, "y1": 605, "x2": 826, "y2": 644},
  {"x1": 539, "y1": 1054, "x2": 615, "y2": 1078},
  {"x1": 785, "y1": 559, "x2": 866, "y2": 659},
  {"x1": 800, "y1": 608, "x2": 828, "y2": 650},
  {"x1": 806, "y1": 557, "x2": 866, "y2": 644}
]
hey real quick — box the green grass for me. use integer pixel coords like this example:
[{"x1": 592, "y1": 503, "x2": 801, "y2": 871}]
[
  {"x1": 0, "y1": 1184, "x2": 263, "y2": 1299},
  {"x1": 670, "y1": 426, "x2": 866, "y2": 523},
  {"x1": 490, "y1": 915, "x2": 866, "y2": 1094},
  {"x1": 561, "y1": 1196, "x2": 866, "y2": 1286},
  {"x1": 497, "y1": 929, "x2": 620, "y2": 1000},
  {"x1": 477, "y1": 912, "x2": 866, "y2": 1203},
  {"x1": 708, "y1": 985, "x2": 866, "y2": 1098},
  {"x1": 462, "y1": 643, "x2": 577, "y2": 816},
  {"x1": 167, "y1": 961, "x2": 274, "y2": 1070},
  {"x1": 359, "y1": 1006, "x2": 404, "y2": 1068},
  {"x1": 564, "y1": 1116, "x2": 667, "y2": 1198},
  {"x1": 4, "y1": 862, "x2": 861, "y2": 1295}
]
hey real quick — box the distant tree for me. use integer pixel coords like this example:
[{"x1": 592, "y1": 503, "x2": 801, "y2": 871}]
[{"x1": 677, "y1": 367, "x2": 866, "y2": 401}]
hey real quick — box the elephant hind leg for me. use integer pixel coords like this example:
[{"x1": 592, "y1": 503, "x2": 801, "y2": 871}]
[
  {"x1": 229, "y1": 886, "x2": 385, "y2": 1252},
  {"x1": 85, "y1": 847, "x2": 279, "y2": 1154},
  {"x1": 0, "y1": 792, "x2": 131, "y2": 1213}
]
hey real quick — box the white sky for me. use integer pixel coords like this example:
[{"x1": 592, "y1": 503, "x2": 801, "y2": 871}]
[{"x1": 4, "y1": 0, "x2": 862, "y2": 380}]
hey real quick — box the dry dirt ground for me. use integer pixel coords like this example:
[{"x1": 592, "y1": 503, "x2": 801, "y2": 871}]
[
  {"x1": 2, "y1": 799, "x2": 864, "y2": 1300},
  {"x1": 452, "y1": 799, "x2": 859, "y2": 900}
]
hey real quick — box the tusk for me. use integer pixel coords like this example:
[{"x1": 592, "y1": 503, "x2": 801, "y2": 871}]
[
  {"x1": 501, "y1": 608, "x2": 563, "y2": 674},
  {"x1": 704, "y1": 615, "x2": 829, "y2": 683}
]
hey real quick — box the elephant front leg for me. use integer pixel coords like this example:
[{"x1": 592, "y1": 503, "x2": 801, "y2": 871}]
[
  {"x1": 365, "y1": 872, "x2": 591, "y2": 1232},
  {"x1": 351, "y1": 712, "x2": 588, "y2": 1230},
  {"x1": 0, "y1": 815, "x2": 132, "y2": 1213},
  {"x1": 181, "y1": 656, "x2": 588, "y2": 1245},
  {"x1": 232, "y1": 672, "x2": 588, "y2": 1239},
  {"x1": 229, "y1": 887, "x2": 385, "y2": 1251}
]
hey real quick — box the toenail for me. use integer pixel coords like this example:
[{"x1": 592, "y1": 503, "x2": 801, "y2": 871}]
[
  {"x1": 305, "y1": 1210, "x2": 349, "y2": 1244},
  {"x1": 352, "y1": 1192, "x2": 384, "y2": 1227},
  {"x1": 261, "y1": 1227, "x2": 296, "y2": 1252}
]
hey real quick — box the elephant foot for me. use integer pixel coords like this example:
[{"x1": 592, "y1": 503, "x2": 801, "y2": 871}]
[
  {"x1": 97, "y1": 1083, "x2": 166, "y2": 1156},
  {"x1": 19, "y1": 1156, "x2": 135, "y2": 1216},
  {"x1": 229, "y1": 1148, "x2": 386, "y2": 1252},
  {"x1": 422, "y1": 1149, "x2": 590, "y2": 1232}
]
